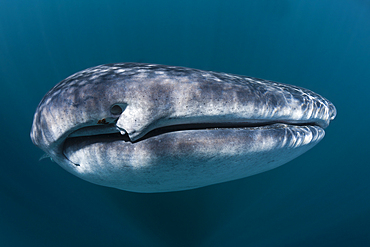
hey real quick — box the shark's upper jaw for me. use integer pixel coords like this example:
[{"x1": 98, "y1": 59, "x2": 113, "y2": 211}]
[
  {"x1": 62, "y1": 94, "x2": 336, "y2": 145},
  {"x1": 31, "y1": 63, "x2": 337, "y2": 155}
]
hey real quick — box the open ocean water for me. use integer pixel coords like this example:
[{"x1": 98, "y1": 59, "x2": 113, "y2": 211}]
[{"x1": 1, "y1": 0, "x2": 369, "y2": 246}]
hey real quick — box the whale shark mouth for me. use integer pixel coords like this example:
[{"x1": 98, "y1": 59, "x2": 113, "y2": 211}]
[{"x1": 65, "y1": 119, "x2": 323, "y2": 144}]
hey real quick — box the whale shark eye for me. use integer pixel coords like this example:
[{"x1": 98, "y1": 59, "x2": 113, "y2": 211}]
[{"x1": 110, "y1": 103, "x2": 126, "y2": 115}]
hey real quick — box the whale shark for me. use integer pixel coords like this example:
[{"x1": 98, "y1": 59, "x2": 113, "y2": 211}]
[{"x1": 30, "y1": 63, "x2": 336, "y2": 192}]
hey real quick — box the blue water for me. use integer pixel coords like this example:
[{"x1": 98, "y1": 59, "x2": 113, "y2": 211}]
[{"x1": 1, "y1": 0, "x2": 369, "y2": 246}]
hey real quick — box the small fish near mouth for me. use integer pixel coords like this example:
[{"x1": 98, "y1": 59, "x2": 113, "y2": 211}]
[{"x1": 31, "y1": 63, "x2": 336, "y2": 193}]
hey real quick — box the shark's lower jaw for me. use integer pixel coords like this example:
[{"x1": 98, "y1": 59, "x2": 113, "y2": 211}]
[
  {"x1": 60, "y1": 123, "x2": 324, "y2": 193},
  {"x1": 61, "y1": 120, "x2": 324, "y2": 165}
]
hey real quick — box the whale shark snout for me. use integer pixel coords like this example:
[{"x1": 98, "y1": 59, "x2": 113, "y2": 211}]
[{"x1": 31, "y1": 63, "x2": 336, "y2": 192}]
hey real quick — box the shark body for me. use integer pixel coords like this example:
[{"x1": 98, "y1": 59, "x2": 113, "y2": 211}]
[{"x1": 31, "y1": 63, "x2": 336, "y2": 192}]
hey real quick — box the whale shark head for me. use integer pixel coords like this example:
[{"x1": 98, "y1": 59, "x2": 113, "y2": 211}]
[{"x1": 30, "y1": 63, "x2": 336, "y2": 192}]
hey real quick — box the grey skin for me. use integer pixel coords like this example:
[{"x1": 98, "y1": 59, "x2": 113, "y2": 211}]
[{"x1": 30, "y1": 63, "x2": 336, "y2": 192}]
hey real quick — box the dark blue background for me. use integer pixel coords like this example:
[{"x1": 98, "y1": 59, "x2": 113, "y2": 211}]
[{"x1": 1, "y1": 0, "x2": 369, "y2": 246}]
